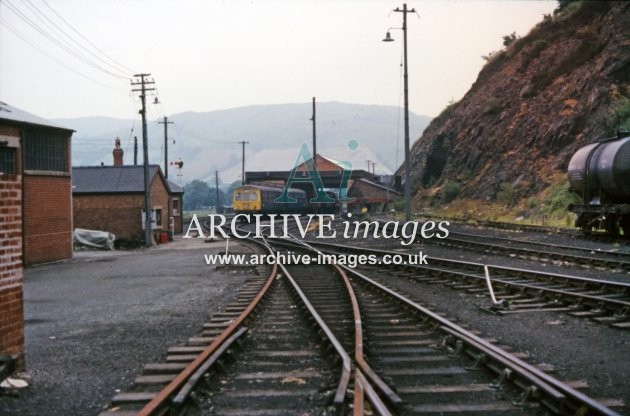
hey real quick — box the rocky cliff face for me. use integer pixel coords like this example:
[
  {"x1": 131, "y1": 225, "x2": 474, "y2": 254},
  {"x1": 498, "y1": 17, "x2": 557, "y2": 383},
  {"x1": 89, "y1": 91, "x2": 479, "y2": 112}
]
[{"x1": 409, "y1": 1, "x2": 629, "y2": 208}]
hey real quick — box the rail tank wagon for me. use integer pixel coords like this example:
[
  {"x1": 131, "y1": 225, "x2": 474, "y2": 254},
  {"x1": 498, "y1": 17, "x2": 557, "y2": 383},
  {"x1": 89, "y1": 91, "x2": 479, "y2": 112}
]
[{"x1": 567, "y1": 132, "x2": 630, "y2": 235}]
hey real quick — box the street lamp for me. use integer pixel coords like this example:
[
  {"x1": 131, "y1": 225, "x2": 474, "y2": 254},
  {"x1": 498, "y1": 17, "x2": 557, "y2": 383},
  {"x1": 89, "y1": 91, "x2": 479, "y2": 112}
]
[{"x1": 384, "y1": 3, "x2": 415, "y2": 222}]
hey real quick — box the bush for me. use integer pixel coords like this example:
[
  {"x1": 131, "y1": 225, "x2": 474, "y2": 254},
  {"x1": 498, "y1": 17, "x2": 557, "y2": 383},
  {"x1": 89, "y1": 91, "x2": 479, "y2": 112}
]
[
  {"x1": 544, "y1": 180, "x2": 580, "y2": 215},
  {"x1": 441, "y1": 182, "x2": 461, "y2": 204},
  {"x1": 503, "y1": 31, "x2": 518, "y2": 47},
  {"x1": 496, "y1": 182, "x2": 516, "y2": 206},
  {"x1": 606, "y1": 96, "x2": 630, "y2": 132}
]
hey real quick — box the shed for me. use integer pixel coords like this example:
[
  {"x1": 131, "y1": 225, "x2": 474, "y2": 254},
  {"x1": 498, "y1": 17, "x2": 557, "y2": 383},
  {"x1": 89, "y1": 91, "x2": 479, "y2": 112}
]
[{"x1": 72, "y1": 164, "x2": 183, "y2": 241}]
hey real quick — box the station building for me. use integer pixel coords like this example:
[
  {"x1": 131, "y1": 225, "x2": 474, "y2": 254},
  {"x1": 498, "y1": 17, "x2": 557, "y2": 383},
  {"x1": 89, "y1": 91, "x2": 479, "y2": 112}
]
[{"x1": 246, "y1": 153, "x2": 398, "y2": 213}]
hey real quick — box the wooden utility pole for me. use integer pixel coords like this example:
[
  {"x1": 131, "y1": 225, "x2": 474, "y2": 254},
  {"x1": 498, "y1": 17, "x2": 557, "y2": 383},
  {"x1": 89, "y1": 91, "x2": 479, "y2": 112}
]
[
  {"x1": 131, "y1": 73, "x2": 156, "y2": 247},
  {"x1": 311, "y1": 97, "x2": 316, "y2": 166},
  {"x1": 384, "y1": 3, "x2": 416, "y2": 222},
  {"x1": 215, "y1": 171, "x2": 221, "y2": 214},
  {"x1": 133, "y1": 136, "x2": 138, "y2": 165},
  {"x1": 238, "y1": 140, "x2": 249, "y2": 185},
  {"x1": 159, "y1": 117, "x2": 174, "y2": 178}
]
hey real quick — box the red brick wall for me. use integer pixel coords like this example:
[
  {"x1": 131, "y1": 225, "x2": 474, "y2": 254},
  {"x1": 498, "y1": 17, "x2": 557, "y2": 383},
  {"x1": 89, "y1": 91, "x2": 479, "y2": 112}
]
[
  {"x1": 0, "y1": 139, "x2": 24, "y2": 368},
  {"x1": 151, "y1": 175, "x2": 171, "y2": 230},
  {"x1": 23, "y1": 174, "x2": 73, "y2": 265},
  {"x1": 73, "y1": 175, "x2": 172, "y2": 241}
]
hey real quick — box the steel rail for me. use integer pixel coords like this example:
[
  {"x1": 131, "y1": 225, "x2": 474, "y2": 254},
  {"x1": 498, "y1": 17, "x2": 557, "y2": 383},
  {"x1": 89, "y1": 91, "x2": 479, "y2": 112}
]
[
  {"x1": 277, "y1": 260, "x2": 351, "y2": 408},
  {"x1": 354, "y1": 369, "x2": 392, "y2": 416},
  {"x1": 341, "y1": 265, "x2": 621, "y2": 416},
  {"x1": 137, "y1": 238, "x2": 278, "y2": 416},
  {"x1": 339, "y1": 262, "x2": 403, "y2": 409},
  {"x1": 305, "y1": 240, "x2": 630, "y2": 308},
  {"x1": 449, "y1": 230, "x2": 630, "y2": 258},
  {"x1": 441, "y1": 233, "x2": 630, "y2": 270},
  {"x1": 289, "y1": 237, "x2": 404, "y2": 408},
  {"x1": 169, "y1": 326, "x2": 249, "y2": 413}
]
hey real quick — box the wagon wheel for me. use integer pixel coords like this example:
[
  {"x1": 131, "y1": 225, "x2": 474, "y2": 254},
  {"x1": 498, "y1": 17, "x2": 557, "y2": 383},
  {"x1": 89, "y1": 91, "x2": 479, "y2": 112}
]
[{"x1": 604, "y1": 215, "x2": 620, "y2": 236}]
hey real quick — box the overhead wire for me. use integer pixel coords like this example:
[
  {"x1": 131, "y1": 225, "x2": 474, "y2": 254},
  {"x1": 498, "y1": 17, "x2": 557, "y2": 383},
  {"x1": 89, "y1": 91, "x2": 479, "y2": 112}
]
[
  {"x1": 0, "y1": 17, "x2": 127, "y2": 91},
  {"x1": 171, "y1": 124, "x2": 234, "y2": 145},
  {"x1": 40, "y1": 0, "x2": 136, "y2": 75},
  {"x1": 21, "y1": 0, "x2": 132, "y2": 79},
  {"x1": 3, "y1": 0, "x2": 129, "y2": 80}
]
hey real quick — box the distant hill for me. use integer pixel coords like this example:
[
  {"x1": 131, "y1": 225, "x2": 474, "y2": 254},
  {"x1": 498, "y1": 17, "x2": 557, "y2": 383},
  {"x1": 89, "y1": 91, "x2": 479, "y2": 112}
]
[{"x1": 57, "y1": 102, "x2": 431, "y2": 186}]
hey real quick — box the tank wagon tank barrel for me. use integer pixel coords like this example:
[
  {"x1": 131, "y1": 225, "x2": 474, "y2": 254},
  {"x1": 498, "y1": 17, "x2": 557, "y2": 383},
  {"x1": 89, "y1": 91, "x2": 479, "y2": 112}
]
[{"x1": 567, "y1": 131, "x2": 630, "y2": 236}]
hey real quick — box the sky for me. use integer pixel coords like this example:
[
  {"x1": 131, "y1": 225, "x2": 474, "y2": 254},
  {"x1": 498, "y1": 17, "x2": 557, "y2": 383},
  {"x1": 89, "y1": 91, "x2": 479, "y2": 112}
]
[{"x1": 0, "y1": 0, "x2": 557, "y2": 121}]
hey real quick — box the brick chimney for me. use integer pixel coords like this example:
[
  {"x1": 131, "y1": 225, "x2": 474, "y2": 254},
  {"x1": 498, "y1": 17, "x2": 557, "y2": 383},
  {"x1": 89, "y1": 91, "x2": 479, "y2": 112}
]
[{"x1": 113, "y1": 137, "x2": 123, "y2": 166}]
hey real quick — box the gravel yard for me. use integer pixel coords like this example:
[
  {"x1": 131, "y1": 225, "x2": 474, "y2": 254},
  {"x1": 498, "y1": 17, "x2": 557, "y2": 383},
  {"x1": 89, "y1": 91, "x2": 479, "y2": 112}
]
[
  {"x1": 2, "y1": 220, "x2": 628, "y2": 415},
  {"x1": 343, "y1": 221, "x2": 630, "y2": 412},
  {"x1": 0, "y1": 237, "x2": 253, "y2": 416}
]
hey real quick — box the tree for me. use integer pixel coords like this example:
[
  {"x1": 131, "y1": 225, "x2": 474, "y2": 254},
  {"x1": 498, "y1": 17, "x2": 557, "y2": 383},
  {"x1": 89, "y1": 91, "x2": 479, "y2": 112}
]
[{"x1": 183, "y1": 179, "x2": 211, "y2": 210}]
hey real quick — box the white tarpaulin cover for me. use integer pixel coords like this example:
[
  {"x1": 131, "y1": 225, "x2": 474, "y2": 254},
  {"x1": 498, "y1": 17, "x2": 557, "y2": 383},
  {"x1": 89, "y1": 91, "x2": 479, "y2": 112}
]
[{"x1": 73, "y1": 228, "x2": 115, "y2": 250}]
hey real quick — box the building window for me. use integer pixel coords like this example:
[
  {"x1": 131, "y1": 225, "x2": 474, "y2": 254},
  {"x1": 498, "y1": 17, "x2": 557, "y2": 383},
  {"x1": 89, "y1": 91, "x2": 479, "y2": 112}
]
[
  {"x1": 24, "y1": 130, "x2": 67, "y2": 172},
  {"x1": 0, "y1": 147, "x2": 16, "y2": 175},
  {"x1": 155, "y1": 208, "x2": 163, "y2": 228},
  {"x1": 172, "y1": 198, "x2": 180, "y2": 215}
]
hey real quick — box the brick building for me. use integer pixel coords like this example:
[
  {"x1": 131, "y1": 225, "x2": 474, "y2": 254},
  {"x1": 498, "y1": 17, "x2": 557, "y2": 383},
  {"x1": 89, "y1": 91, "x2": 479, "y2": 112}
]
[
  {"x1": 297, "y1": 154, "x2": 397, "y2": 212},
  {"x1": 0, "y1": 122, "x2": 24, "y2": 370},
  {"x1": 0, "y1": 103, "x2": 74, "y2": 266},
  {"x1": 0, "y1": 102, "x2": 73, "y2": 368},
  {"x1": 72, "y1": 156, "x2": 184, "y2": 241}
]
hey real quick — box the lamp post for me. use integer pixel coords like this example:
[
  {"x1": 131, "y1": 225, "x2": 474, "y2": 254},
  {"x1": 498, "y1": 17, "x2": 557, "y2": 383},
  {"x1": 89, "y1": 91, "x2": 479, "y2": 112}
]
[{"x1": 384, "y1": 3, "x2": 415, "y2": 222}]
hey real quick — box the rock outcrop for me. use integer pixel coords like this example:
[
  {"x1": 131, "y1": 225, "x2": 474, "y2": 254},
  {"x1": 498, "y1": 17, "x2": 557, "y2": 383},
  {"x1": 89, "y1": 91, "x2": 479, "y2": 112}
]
[{"x1": 408, "y1": 1, "x2": 629, "y2": 207}]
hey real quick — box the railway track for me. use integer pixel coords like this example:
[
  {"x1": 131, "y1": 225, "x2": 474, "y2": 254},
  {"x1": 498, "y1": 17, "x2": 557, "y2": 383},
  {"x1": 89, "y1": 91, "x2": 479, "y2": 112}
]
[
  {"x1": 274, "y1": 238, "x2": 623, "y2": 415},
  {"x1": 99, "y1": 231, "x2": 624, "y2": 415},
  {"x1": 183, "y1": 277, "x2": 340, "y2": 415},
  {"x1": 413, "y1": 214, "x2": 630, "y2": 244},
  {"x1": 432, "y1": 230, "x2": 630, "y2": 272},
  {"x1": 305, "y1": 240, "x2": 630, "y2": 329}
]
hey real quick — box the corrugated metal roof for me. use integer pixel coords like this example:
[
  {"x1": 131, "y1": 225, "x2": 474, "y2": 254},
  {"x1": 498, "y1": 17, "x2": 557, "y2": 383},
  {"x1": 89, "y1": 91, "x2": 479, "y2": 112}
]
[
  {"x1": 72, "y1": 165, "x2": 162, "y2": 193},
  {"x1": 0, "y1": 101, "x2": 74, "y2": 131}
]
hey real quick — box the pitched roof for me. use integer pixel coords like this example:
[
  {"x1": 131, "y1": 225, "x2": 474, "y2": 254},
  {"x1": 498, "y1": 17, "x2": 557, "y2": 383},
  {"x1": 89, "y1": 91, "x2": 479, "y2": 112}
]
[
  {"x1": 0, "y1": 101, "x2": 74, "y2": 132},
  {"x1": 166, "y1": 179, "x2": 184, "y2": 194},
  {"x1": 72, "y1": 165, "x2": 162, "y2": 193}
]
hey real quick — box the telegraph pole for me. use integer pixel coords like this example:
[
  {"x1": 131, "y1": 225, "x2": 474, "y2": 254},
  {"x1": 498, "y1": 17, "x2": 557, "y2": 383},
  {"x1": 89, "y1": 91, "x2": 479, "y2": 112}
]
[
  {"x1": 311, "y1": 97, "x2": 316, "y2": 166},
  {"x1": 159, "y1": 117, "x2": 174, "y2": 178},
  {"x1": 238, "y1": 140, "x2": 249, "y2": 185},
  {"x1": 131, "y1": 73, "x2": 156, "y2": 247},
  {"x1": 133, "y1": 136, "x2": 138, "y2": 166},
  {"x1": 383, "y1": 3, "x2": 416, "y2": 221},
  {"x1": 366, "y1": 159, "x2": 372, "y2": 172},
  {"x1": 400, "y1": 3, "x2": 414, "y2": 221},
  {"x1": 215, "y1": 171, "x2": 221, "y2": 214}
]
